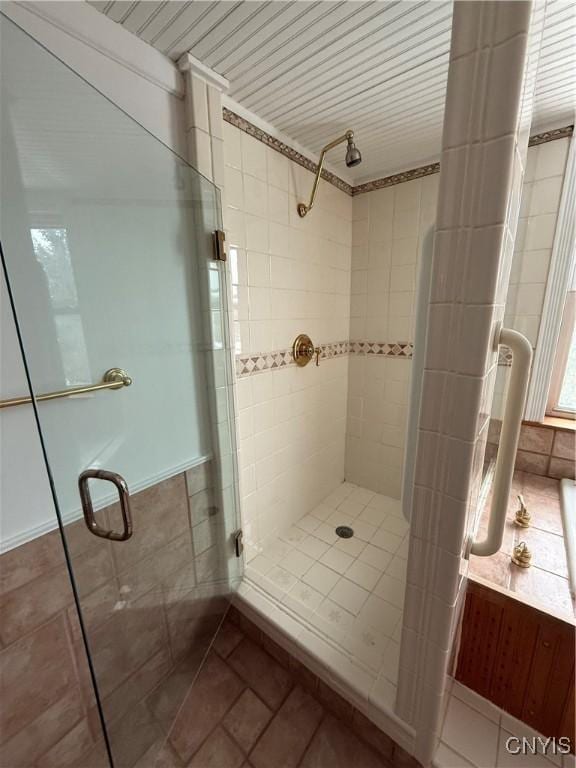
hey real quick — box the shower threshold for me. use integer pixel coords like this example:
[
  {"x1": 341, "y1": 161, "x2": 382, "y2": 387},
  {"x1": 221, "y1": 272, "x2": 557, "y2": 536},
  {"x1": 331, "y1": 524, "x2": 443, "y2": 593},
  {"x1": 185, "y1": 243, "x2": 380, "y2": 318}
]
[{"x1": 234, "y1": 481, "x2": 411, "y2": 750}]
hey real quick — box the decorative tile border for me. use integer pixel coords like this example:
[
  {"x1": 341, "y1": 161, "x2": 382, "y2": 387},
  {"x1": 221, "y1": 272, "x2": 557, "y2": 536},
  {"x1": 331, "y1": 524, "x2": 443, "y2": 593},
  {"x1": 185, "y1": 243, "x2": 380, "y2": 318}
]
[
  {"x1": 498, "y1": 346, "x2": 513, "y2": 367},
  {"x1": 497, "y1": 345, "x2": 541, "y2": 367},
  {"x1": 236, "y1": 338, "x2": 515, "y2": 377},
  {"x1": 352, "y1": 165, "x2": 440, "y2": 196},
  {"x1": 223, "y1": 108, "x2": 573, "y2": 198},
  {"x1": 350, "y1": 340, "x2": 414, "y2": 357},
  {"x1": 235, "y1": 339, "x2": 415, "y2": 377},
  {"x1": 223, "y1": 108, "x2": 353, "y2": 196},
  {"x1": 236, "y1": 340, "x2": 349, "y2": 377},
  {"x1": 528, "y1": 124, "x2": 573, "y2": 147}
]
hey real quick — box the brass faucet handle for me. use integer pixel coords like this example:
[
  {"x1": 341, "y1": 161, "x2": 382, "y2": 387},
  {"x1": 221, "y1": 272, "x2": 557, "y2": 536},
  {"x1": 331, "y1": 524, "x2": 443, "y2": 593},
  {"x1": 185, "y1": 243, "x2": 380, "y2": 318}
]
[
  {"x1": 514, "y1": 494, "x2": 531, "y2": 527},
  {"x1": 512, "y1": 541, "x2": 532, "y2": 568},
  {"x1": 315, "y1": 346, "x2": 321, "y2": 366},
  {"x1": 293, "y1": 334, "x2": 317, "y2": 367}
]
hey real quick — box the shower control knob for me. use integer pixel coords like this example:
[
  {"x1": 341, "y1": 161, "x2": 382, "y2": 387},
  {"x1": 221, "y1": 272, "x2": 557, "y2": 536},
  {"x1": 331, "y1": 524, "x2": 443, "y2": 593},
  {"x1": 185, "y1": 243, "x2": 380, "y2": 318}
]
[{"x1": 293, "y1": 334, "x2": 320, "y2": 367}]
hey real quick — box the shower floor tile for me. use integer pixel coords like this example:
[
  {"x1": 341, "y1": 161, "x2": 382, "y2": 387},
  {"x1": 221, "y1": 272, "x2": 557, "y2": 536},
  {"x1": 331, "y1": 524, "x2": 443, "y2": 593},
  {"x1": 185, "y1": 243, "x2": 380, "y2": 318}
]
[{"x1": 243, "y1": 482, "x2": 409, "y2": 704}]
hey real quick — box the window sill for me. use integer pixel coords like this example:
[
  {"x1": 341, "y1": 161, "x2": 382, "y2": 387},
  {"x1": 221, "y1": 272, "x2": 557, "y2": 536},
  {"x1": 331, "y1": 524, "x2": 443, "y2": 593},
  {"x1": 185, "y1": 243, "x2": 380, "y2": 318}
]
[{"x1": 527, "y1": 416, "x2": 576, "y2": 433}]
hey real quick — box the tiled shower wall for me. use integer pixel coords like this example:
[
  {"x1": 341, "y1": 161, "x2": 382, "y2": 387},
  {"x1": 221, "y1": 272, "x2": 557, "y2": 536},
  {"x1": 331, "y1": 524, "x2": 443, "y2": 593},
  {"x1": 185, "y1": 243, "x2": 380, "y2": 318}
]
[
  {"x1": 0, "y1": 465, "x2": 230, "y2": 768},
  {"x1": 222, "y1": 121, "x2": 352, "y2": 558},
  {"x1": 346, "y1": 176, "x2": 439, "y2": 497}
]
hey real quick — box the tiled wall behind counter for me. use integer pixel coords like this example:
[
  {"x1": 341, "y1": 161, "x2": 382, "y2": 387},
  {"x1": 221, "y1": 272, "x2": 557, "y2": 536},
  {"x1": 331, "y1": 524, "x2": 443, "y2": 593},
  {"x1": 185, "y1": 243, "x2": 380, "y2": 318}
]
[
  {"x1": 346, "y1": 175, "x2": 439, "y2": 497},
  {"x1": 223, "y1": 122, "x2": 352, "y2": 558}
]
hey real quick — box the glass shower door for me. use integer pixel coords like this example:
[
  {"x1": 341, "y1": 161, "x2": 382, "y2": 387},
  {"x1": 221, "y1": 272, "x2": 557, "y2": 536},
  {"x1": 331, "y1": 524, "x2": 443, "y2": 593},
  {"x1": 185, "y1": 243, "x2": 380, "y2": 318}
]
[{"x1": 0, "y1": 14, "x2": 242, "y2": 768}]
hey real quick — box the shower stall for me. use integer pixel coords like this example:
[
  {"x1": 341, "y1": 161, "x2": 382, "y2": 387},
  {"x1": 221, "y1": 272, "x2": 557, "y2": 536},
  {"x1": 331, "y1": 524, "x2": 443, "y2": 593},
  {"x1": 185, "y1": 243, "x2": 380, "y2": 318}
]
[{"x1": 0, "y1": 2, "x2": 552, "y2": 766}]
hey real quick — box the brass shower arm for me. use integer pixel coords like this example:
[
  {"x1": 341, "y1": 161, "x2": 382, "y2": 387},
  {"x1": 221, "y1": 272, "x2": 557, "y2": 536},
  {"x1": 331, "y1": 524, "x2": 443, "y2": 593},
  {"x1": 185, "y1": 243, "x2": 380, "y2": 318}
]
[{"x1": 297, "y1": 130, "x2": 354, "y2": 218}]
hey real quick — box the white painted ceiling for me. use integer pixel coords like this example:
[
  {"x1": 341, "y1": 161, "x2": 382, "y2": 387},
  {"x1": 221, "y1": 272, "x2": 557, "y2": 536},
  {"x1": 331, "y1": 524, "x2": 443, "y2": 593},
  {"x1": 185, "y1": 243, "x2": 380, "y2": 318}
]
[{"x1": 90, "y1": 0, "x2": 575, "y2": 182}]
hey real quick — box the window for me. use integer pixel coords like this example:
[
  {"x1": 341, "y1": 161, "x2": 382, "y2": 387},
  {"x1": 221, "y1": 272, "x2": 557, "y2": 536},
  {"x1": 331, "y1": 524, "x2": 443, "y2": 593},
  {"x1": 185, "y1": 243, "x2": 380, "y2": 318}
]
[{"x1": 547, "y1": 289, "x2": 576, "y2": 417}]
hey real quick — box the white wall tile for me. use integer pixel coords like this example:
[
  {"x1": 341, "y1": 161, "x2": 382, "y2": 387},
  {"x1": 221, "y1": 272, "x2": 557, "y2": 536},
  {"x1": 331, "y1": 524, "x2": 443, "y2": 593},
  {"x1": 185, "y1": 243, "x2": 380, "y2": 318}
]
[
  {"x1": 535, "y1": 137, "x2": 569, "y2": 179},
  {"x1": 247, "y1": 251, "x2": 270, "y2": 288},
  {"x1": 267, "y1": 147, "x2": 289, "y2": 191},
  {"x1": 241, "y1": 132, "x2": 267, "y2": 181},
  {"x1": 224, "y1": 165, "x2": 243, "y2": 210}
]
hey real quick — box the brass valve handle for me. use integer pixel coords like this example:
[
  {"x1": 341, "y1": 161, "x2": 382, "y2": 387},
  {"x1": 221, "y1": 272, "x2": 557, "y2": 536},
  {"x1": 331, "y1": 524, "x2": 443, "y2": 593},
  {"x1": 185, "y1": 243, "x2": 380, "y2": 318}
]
[
  {"x1": 293, "y1": 334, "x2": 321, "y2": 367},
  {"x1": 512, "y1": 541, "x2": 532, "y2": 568},
  {"x1": 514, "y1": 494, "x2": 531, "y2": 527}
]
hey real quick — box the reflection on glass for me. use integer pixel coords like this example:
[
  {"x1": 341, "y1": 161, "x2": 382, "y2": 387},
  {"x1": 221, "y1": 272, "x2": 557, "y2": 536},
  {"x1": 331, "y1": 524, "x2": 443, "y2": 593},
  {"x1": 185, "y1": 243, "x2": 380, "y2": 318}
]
[
  {"x1": 31, "y1": 227, "x2": 91, "y2": 385},
  {"x1": 31, "y1": 228, "x2": 77, "y2": 308}
]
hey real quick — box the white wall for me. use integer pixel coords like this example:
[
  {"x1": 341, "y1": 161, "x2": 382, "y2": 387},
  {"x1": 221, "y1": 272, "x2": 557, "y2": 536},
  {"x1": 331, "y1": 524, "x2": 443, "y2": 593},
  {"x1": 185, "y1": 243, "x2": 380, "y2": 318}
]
[
  {"x1": 492, "y1": 138, "x2": 570, "y2": 418},
  {"x1": 0, "y1": 3, "x2": 191, "y2": 551},
  {"x1": 222, "y1": 121, "x2": 352, "y2": 557},
  {"x1": 346, "y1": 175, "x2": 439, "y2": 497}
]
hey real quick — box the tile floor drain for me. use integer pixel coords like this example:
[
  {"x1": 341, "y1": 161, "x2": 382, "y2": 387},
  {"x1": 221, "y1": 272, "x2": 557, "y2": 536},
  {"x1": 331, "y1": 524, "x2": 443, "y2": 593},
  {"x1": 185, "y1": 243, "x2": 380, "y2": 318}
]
[{"x1": 335, "y1": 525, "x2": 354, "y2": 539}]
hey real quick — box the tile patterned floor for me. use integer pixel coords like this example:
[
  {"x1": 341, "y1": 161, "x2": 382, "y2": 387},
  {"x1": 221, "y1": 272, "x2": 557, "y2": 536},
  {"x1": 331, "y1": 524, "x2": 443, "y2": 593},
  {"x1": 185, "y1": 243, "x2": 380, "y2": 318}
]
[
  {"x1": 436, "y1": 680, "x2": 574, "y2": 768},
  {"x1": 244, "y1": 482, "x2": 409, "y2": 693},
  {"x1": 470, "y1": 471, "x2": 575, "y2": 618},
  {"x1": 159, "y1": 615, "x2": 398, "y2": 768}
]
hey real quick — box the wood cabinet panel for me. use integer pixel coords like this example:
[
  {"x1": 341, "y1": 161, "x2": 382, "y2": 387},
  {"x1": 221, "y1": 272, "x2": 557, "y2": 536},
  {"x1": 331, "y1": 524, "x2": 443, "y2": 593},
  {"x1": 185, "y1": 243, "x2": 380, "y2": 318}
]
[{"x1": 456, "y1": 581, "x2": 575, "y2": 750}]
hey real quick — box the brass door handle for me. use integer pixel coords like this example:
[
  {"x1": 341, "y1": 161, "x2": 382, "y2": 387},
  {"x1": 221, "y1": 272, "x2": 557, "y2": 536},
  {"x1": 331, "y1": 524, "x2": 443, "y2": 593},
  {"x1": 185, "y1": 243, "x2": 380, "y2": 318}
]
[{"x1": 79, "y1": 469, "x2": 133, "y2": 541}]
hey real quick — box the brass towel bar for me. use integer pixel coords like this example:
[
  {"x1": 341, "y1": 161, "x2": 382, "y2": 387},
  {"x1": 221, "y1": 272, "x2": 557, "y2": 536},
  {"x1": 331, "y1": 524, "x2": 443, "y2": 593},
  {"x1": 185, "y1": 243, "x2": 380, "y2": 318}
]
[{"x1": 0, "y1": 368, "x2": 132, "y2": 409}]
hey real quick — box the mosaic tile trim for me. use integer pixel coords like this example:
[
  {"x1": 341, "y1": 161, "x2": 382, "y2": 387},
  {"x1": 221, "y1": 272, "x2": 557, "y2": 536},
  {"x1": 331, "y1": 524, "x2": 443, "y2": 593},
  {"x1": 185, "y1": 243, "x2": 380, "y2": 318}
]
[
  {"x1": 497, "y1": 345, "x2": 538, "y2": 367},
  {"x1": 528, "y1": 124, "x2": 573, "y2": 147},
  {"x1": 236, "y1": 340, "x2": 349, "y2": 377},
  {"x1": 236, "y1": 340, "x2": 417, "y2": 377},
  {"x1": 498, "y1": 346, "x2": 513, "y2": 367},
  {"x1": 236, "y1": 340, "x2": 520, "y2": 377},
  {"x1": 349, "y1": 340, "x2": 414, "y2": 357},
  {"x1": 352, "y1": 164, "x2": 440, "y2": 196},
  {"x1": 223, "y1": 108, "x2": 572, "y2": 198},
  {"x1": 223, "y1": 108, "x2": 353, "y2": 196}
]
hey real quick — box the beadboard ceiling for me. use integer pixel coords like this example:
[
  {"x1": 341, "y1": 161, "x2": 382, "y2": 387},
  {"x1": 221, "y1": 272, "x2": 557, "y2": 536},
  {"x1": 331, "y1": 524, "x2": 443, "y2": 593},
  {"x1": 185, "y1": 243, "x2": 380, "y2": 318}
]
[{"x1": 90, "y1": 0, "x2": 575, "y2": 182}]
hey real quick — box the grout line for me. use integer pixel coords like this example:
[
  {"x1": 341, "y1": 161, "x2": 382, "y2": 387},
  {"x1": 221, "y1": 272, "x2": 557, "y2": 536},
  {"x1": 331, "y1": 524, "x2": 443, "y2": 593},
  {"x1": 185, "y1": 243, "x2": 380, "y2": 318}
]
[{"x1": 181, "y1": 671, "x2": 249, "y2": 765}]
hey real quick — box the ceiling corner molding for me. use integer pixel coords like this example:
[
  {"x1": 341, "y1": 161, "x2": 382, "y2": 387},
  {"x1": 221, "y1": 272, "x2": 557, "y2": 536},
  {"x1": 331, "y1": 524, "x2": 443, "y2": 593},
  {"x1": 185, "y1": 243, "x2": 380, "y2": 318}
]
[{"x1": 178, "y1": 52, "x2": 229, "y2": 93}]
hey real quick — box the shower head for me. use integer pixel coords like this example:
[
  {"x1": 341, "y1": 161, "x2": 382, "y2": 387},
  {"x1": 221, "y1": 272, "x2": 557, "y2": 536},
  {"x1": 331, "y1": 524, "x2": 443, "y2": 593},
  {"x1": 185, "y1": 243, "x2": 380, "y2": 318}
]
[
  {"x1": 297, "y1": 128, "x2": 362, "y2": 217},
  {"x1": 345, "y1": 135, "x2": 362, "y2": 167}
]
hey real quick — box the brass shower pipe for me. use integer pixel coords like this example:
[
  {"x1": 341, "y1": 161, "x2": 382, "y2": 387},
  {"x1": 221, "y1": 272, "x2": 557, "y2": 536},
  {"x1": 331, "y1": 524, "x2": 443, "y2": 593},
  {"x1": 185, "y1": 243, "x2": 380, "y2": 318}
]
[{"x1": 297, "y1": 129, "x2": 362, "y2": 217}]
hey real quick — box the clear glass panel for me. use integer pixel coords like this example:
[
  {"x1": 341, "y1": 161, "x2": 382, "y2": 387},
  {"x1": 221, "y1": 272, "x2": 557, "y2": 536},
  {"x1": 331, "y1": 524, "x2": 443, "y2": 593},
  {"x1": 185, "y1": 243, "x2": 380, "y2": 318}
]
[{"x1": 1, "y1": 14, "x2": 241, "y2": 767}]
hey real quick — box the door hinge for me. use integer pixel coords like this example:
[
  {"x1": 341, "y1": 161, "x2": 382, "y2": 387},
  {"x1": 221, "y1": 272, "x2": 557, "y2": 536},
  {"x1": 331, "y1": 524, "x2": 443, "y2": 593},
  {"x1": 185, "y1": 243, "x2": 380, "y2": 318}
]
[
  {"x1": 213, "y1": 229, "x2": 227, "y2": 261},
  {"x1": 234, "y1": 529, "x2": 243, "y2": 558}
]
